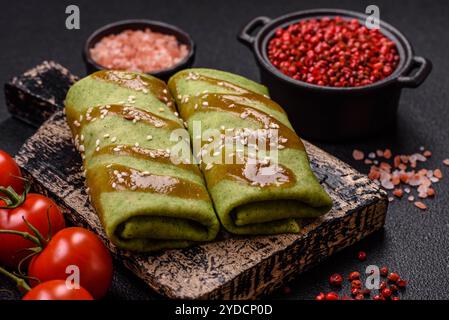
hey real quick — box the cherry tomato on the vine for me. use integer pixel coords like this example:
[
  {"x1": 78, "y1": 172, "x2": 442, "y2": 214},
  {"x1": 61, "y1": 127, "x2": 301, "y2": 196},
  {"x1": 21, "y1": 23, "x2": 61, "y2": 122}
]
[
  {"x1": 0, "y1": 194, "x2": 65, "y2": 268},
  {"x1": 28, "y1": 227, "x2": 112, "y2": 299},
  {"x1": 0, "y1": 150, "x2": 24, "y2": 195},
  {"x1": 23, "y1": 280, "x2": 94, "y2": 300}
]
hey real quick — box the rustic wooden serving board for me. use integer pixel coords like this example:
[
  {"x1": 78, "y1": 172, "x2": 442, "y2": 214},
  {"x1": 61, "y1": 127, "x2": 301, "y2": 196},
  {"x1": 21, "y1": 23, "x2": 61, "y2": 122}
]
[{"x1": 15, "y1": 110, "x2": 388, "y2": 299}]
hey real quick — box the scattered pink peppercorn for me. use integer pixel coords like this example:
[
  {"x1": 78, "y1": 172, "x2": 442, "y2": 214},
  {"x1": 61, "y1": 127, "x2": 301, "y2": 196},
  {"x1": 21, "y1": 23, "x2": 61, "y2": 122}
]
[
  {"x1": 313, "y1": 266, "x2": 408, "y2": 300},
  {"x1": 348, "y1": 271, "x2": 361, "y2": 281},
  {"x1": 381, "y1": 288, "x2": 393, "y2": 298},
  {"x1": 391, "y1": 296, "x2": 401, "y2": 300},
  {"x1": 326, "y1": 292, "x2": 339, "y2": 300},
  {"x1": 355, "y1": 294, "x2": 365, "y2": 300},
  {"x1": 388, "y1": 273, "x2": 400, "y2": 283},
  {"x1": 361, "y1": 289, "x2": 371, "y2": 296},
  {"x1": 282, "y1": 286, "x2": 292, "y2": 294},
  {"x1": 390, "y1": 284, "x2": 399, "y2": 292},
  {"x1": 357, "y1": 251, "x2": 367, "y2": 261},
  {"x1": 351, "y1": 279, "x2": 362, "y2": 289},
  {"x1": 351, "y1": 288, "x2": 360, "y2": 296},
  {"x1": 329, "y1": 273, "x2": 343, "y2": 287},
  {"x1": 397, "y1": 279, "x2": 407, "y2": 288},
  {"x1": 315, "y1": 292, "x2": 326, "y2": 300}
]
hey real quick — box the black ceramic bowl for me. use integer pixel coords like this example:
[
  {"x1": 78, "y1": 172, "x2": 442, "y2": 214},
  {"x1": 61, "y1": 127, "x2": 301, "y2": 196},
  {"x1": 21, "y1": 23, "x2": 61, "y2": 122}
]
[
  {"x1": 83, "y1": 19, "x2": 195, "y2": 81},
  {"x1": 238, "y1": 9, "x2": 432, "y2": 141}
]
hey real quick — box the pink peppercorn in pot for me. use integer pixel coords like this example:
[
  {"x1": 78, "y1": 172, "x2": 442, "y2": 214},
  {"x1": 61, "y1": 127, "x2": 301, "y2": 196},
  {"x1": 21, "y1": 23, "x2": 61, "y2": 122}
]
[
  {"x1": 238, "y1": 9, "x2": 431, "y2": 141},
  {"x1": 84, "y1": 20, "x2": 195, "y2": 81},
  {"x1": 266, "y1": 17, "x2": 400, "y2": 87}
]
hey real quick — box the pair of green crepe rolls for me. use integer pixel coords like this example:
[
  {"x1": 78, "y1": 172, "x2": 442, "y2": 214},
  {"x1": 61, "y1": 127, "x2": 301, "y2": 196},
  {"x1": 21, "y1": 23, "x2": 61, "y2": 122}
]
[
  {"x1": 64, "y1": 70, "x2": 220, "y2": 252},
  {"x1": 168, "y1": 68, "x2": 333, "y2": 235},
  {"x1": 65, "y1": 69, "x2": 332, "y2": 252}
]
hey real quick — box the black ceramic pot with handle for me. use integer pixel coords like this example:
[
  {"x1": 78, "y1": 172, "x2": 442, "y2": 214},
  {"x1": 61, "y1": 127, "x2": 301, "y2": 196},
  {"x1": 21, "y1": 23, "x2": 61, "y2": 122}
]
[{"x1": 238, "y1": 9, "x2": 432, "y2": 141}]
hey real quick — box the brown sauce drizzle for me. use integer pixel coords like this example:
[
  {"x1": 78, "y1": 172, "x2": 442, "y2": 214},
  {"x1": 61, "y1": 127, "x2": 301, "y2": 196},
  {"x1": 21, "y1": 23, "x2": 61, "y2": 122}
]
[
  {"x1": 89, "y1": 104, "x2": 181, "y2": 128},
  {"x1": 173, "y1": 72, "x2": 287, "y2": 114},
  {"x1": 88, "y1": 164, "x2": 208, "y2": 201},
  {"x1": 93, "y1": 70, "x2": 177, "y2": 112},
  {"x1": 95, "y1": 144, "x2": 202, "y2": 176},
  {"x1": 219, "y1": 93, "x2": 286, "y2": 114},
  {"x1": 205, "y1": 161, "x2": 296, "y2": 189},
  {"x1": 185, "y1": 93, "x2": 304, "y2": 150},
  {"x1": 69, "y1": 104, "x2": 183, "y2": 137},
  {"x1": 170, "y1": 71, "x2": 305, "y2": 188}
]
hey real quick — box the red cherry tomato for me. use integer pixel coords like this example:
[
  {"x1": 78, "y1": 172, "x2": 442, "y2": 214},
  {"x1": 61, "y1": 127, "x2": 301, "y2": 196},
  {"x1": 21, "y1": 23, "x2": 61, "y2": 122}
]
[
  {"x1": 0, "y1": 194, "x2": 65, "y2": 268},
  {"x1": 28, "y1": 227, "x2": 112, "y2": 299},
  {"x1": 23, "y1": 280, "x2": 94, "y2": 300},
  {"x1": 0, "y1": 150, "x2": 24, "y2": 194}
]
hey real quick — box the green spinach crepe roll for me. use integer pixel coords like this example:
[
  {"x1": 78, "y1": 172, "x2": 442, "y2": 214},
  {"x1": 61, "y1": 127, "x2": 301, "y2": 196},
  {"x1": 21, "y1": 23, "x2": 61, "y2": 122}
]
[
  {"x1": 65, "y1": 70, "x2": 219, "y2": 252},
  {"x1": 168, "y1": 68, "x2": 332, "y2": 235}
]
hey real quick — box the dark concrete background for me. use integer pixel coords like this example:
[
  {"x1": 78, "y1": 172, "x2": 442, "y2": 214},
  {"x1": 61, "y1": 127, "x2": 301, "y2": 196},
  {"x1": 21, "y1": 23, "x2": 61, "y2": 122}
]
[{"x1": 0, "y1": 0, "x2": 448, "y2": 300}]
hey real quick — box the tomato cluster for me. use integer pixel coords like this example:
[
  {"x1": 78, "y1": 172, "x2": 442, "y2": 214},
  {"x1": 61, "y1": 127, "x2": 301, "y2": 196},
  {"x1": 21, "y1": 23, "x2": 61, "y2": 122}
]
[
  {"x1": 0, "y1": 149, "x2": 112, "y2": 300},
  {"x1": 0, "y1": 150, "x2": 24, "y2": 195}
]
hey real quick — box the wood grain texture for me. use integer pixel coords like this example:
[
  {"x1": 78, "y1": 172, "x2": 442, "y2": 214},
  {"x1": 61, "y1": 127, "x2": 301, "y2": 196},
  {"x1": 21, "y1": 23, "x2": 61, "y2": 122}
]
[
  {"x1": 15, "y1": 111, "x2": 388, "y2": 299},
  {"x1": 4, "y1": 60, "x2": 77, "y2": 127}
]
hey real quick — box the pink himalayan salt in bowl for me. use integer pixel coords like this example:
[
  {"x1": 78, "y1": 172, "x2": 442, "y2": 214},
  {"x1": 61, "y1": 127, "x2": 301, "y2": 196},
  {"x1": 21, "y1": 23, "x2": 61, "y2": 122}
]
[
  {"x1": 83, "y1": 20, "x2": 195, "y2": 80},
  {"x1": 90, "y1": 28, "x2": 189, "y2": 73}
]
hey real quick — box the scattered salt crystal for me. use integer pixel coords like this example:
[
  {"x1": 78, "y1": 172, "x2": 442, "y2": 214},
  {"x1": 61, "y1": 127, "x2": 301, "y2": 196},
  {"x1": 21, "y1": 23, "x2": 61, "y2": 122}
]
[
  {"x1": 418, "y1": 192, "x2": 428, "y2": 199},
  {"x1": 408, "y1": 175, "x2": 422, "y2": 186},
  {"x1": 423, "y1": 150, "x2": 432, "y2": 157},
  {"x1": 381, "y1": 179, "x2": 394, "y2": 190},
  {"x1": 352, "y1": 149, "x2": 364, "y2": 161},
  {"x1": 414, "y1": 153, "x2": 427, "y2": 162},
  {"x1": 353, "y1": 146, "x2": 444, "y2": 213},
  {"x1": 434, "y1": 169, "x2": 443, "y2": 179},
  {"x1": 414, "y1": 201, "x2": 427, "y2": 210},
  {"x1": 418, "y1": 184, "x2": 428, "y2": 194}
]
